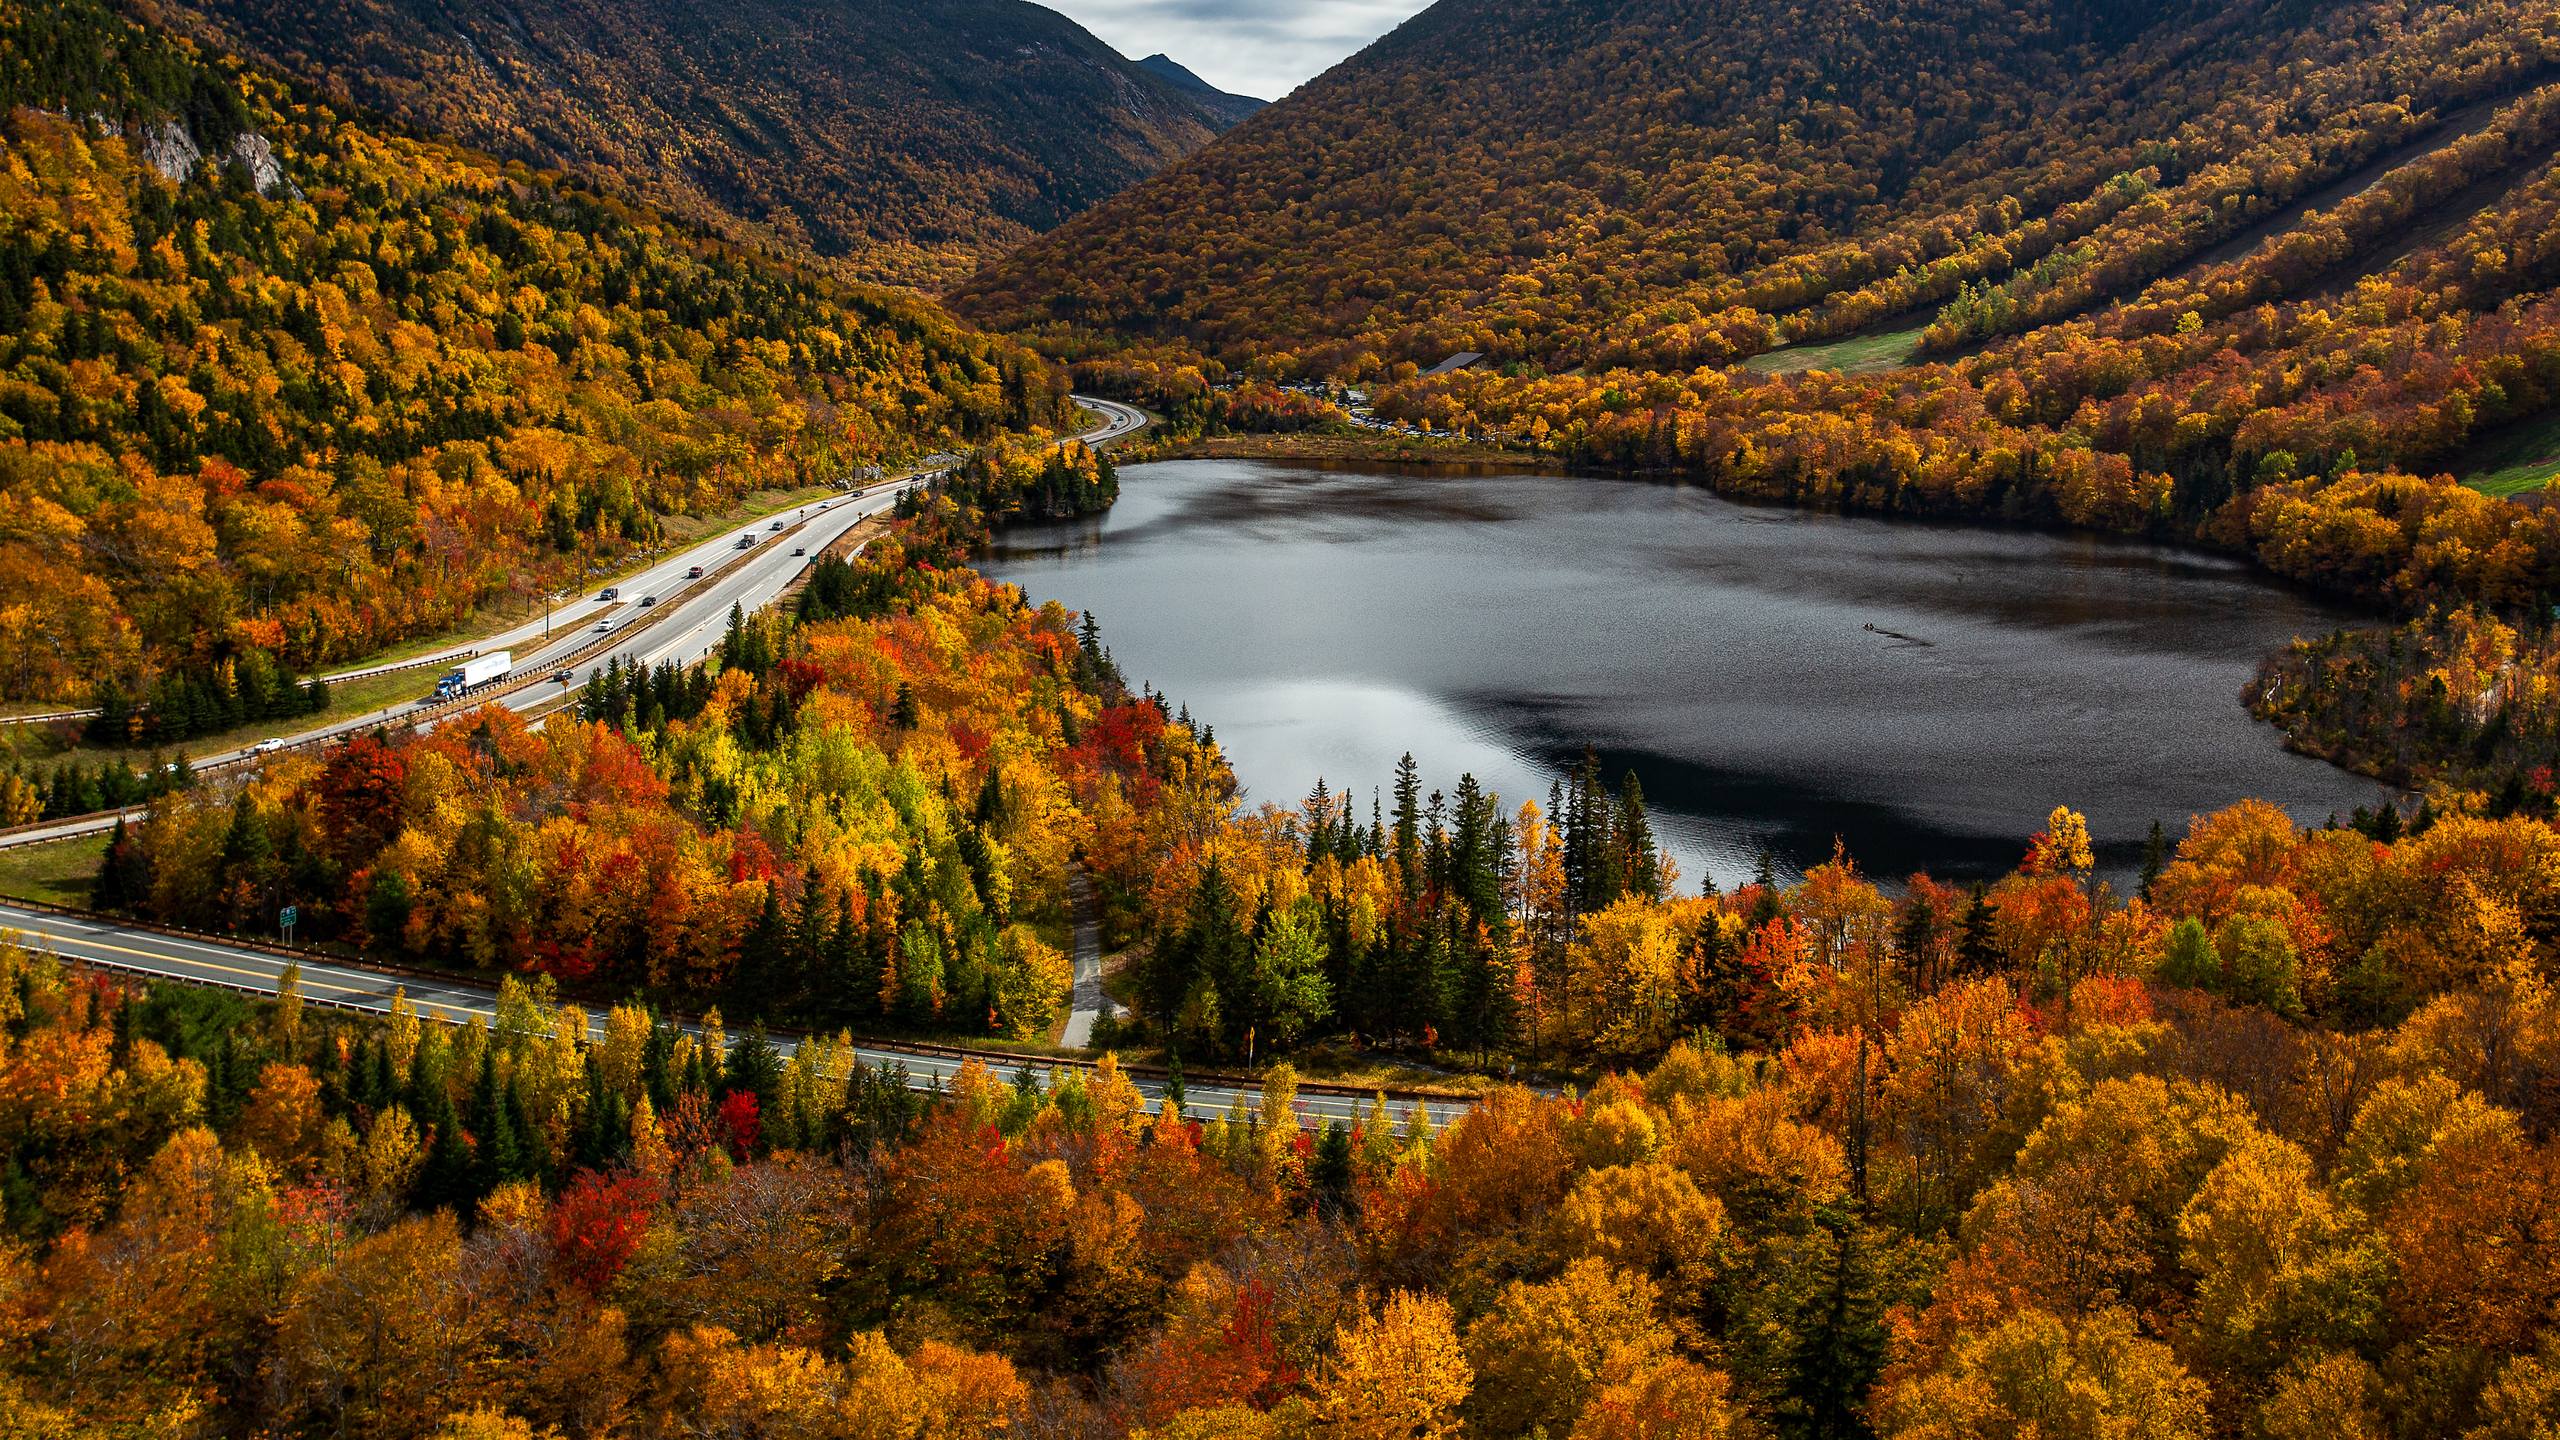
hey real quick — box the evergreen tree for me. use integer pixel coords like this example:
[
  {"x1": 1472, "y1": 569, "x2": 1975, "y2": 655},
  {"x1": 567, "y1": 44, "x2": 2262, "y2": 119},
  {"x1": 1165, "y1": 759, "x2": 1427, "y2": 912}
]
[
  {"x1": 1391, "y1": 753, "x2": 1423, "y2": 897},
  {"x1": 733, "y1": 882, "x2": 790, "y2": 1021},
  {"x1": 1312, "y1": 1119, "x2": 1357, "y2": 1221},
  {"x1": 1778, "y1": 1210, "x2": 1892, "y2": 1440},
  {"x1": 2138, "y1": 819, "x2": 2169, "y2": 900},
  {"x1": 724, "y1": 1026, "x2": 785, "y2": 1108},
  {"x1": 1954, "y1": 888, "x2": 2001, "y2": 977},
  {"x1": 1616, "y1": 770, "x2": 1663, "y2": 903},
  {"x1": 1447, "y1": 773, "x2": 1504, "y2": 928},
  {"x1": 411, "y1": 1059, "x2": 475, "y2": 1211},
  {"x1": 467, "y1": 1049, "x2": 522, "y2": 1192},
  {"x1": 1894, "y1": 892, "x2": 1942, "y2": 995},
  {"x1": 92, "y1": 816, "x2": 150, "y2": 910}
]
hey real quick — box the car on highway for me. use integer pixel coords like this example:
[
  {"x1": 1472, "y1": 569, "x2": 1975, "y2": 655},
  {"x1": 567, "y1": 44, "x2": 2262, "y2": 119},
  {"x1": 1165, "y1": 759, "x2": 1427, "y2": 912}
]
[
  {"x1": 552, "y1": 669, "x2": 575, "y2": 684},
  {"x1": 639, "y1": 595, "x2": 658, "y2": 608},
  {"x1": 686, "y1": 565, "x2": 705, "y2": 578},
  {"x1": 252, "y1": 738, "x2": 287, "y2": 755},
  {"x1": 737, "y1": 535, "x2": 756, "y2": 549},
  {"x1": 792, "y1": 546, "x2": 806, "y2": 556},
  {"x1": 599, "y1": 587, "x2": 619, "y2": 601},
  {"x1": 595, "y1": 619, "x2": 614, "y2": 632},
  {"x1": 768, "y1": 520, "x2": 784, "y2": 531}
]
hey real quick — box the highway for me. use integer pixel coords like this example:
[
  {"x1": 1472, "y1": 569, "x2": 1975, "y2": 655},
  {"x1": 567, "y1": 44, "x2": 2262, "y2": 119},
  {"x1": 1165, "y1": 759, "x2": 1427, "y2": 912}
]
[
  {"x1": 3, "y1": 398, "x2": 1152, "y2": 725},
  {"x1": 0, "y1": 398, "x2": 1154, "y2": 851},
  {"x1": 0, "y1": 395, "x2": 1473, "y2": 1125},
  {"x1": 0, "y1": 899, "x2": 1469, "y2": 1127}
]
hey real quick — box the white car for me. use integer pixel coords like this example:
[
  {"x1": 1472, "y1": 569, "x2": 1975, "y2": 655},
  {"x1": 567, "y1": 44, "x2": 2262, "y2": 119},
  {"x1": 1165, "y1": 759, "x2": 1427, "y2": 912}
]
[
  {"x1": 595, "y1": 619, "x2": 615, "y2": 632},
  {"x1": 252, "y1": 738, "x2": 287, "y2": 755}
]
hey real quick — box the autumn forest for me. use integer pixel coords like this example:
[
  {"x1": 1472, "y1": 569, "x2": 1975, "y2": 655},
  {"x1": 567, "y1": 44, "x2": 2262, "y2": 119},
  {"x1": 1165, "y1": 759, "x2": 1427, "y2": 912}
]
[{"x1": 16, "y1": 0, "x2": 2560, "y2": 1437}]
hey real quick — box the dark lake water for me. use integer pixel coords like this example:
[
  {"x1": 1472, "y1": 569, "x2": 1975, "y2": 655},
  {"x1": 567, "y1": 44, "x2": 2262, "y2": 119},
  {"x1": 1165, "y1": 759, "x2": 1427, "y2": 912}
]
[{"x1": 983, "y1": 459, "x2": 2397, "y2": 885}]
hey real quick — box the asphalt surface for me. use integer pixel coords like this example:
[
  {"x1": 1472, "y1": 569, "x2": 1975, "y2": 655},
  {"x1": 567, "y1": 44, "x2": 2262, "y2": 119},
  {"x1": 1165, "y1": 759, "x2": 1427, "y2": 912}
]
[
  {"x1": 1060, "y1": 870, "x2": 1118, "y2": 1049},
  {"x1": 1, "y1": 399, "x2": 1156, "y2": 851},
  {"x1": 0, "y1": 900, "x2": 1467, "y2": 1126},
  {"x1": 0, "y1": 396, "x2": 1475, "y2": 1124}
]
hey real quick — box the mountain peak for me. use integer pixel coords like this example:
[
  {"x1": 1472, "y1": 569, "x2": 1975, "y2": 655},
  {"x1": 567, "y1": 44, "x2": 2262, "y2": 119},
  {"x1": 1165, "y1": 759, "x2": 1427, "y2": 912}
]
[{"x1": 1134, "y1": 52, "x2": 1266, "y2": 126}]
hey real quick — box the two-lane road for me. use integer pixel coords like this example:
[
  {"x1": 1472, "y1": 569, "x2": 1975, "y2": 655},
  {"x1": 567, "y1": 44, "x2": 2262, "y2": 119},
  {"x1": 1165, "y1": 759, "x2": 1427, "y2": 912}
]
[{"x1": 0, "y1": 899, "x2": 1469, "y2": 1127}]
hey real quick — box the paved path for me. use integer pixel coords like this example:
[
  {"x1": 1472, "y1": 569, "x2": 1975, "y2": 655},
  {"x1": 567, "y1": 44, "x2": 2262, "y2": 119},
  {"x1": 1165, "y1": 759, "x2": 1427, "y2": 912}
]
[{"x1": 1060, "y1": 869, "x2": 1119, "y2": 1049}]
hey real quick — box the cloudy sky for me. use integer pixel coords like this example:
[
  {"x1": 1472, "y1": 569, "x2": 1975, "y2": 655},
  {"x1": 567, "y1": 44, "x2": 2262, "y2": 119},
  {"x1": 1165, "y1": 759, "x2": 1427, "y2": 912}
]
[{"x1": 1046, "y1": 0, "x2": 1435, "y2": 99}]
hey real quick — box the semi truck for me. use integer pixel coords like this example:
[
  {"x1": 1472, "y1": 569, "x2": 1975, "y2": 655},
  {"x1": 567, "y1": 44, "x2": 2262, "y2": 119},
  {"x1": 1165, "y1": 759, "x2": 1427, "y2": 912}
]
[{"x1": 430, "y1": 651, "x2": 511, "y2": 702}]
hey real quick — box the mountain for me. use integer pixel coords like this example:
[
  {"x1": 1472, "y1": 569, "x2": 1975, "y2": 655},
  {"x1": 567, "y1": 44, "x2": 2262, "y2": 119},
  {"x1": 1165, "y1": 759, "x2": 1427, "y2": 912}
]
[
  {"x1": 0, "y1": 0, "x2": 1066, "y2": 702},
  {"x1": 958, "y1": 0, "x2": 2555, "y2": 373},
  {"x1": 140, "y1": 0, "x2": 1245, "y2": 290},
  {"x1": 1135, "y1": 53, "x2": 1265, "y2": 127},
  {"x1": 962, "y1": 0, "x2": 2560, "y2": 756}
]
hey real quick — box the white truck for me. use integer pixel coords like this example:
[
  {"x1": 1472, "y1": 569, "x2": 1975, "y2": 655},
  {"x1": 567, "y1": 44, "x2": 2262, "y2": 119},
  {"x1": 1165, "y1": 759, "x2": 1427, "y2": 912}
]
[{"x1": 430, "y1": 650, "x2": 512, "y2": 702}]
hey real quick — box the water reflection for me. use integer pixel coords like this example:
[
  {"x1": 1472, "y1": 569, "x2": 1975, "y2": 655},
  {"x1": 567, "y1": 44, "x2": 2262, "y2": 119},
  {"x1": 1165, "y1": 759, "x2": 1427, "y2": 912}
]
[{"x1": 983, "y1": 460, "x2": 2397, "y2": 883}]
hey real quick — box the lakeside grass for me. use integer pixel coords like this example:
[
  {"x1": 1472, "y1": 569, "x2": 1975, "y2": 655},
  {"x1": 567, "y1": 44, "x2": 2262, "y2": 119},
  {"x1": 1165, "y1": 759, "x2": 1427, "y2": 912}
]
[
  {"x1": 0, "y1": 833, "x2": 108, "y2": 907},
  {"x1": 1744, "y1": 325, "x2": 1928, "y2": 377},
  {"x1": 1157, "y1": 431, "x2": 1545, "y2": 467}
]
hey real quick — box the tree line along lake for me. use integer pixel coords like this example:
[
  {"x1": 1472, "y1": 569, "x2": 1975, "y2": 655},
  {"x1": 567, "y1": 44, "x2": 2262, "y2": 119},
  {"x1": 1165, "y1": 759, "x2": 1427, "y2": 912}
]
[{"x1": 984, "y1": 459, "x2": 2397, "y2": 886}]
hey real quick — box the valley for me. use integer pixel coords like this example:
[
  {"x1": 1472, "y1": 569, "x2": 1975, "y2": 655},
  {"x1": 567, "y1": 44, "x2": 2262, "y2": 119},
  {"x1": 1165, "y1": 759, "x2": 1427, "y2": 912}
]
[{"x1": 11, "y1": 1, "x2": 2560, "y2": 1437}]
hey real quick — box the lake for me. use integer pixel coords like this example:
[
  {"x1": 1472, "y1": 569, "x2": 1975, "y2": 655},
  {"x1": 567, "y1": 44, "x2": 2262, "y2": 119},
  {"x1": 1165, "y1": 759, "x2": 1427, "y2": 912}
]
[{"x1": 982, "y1": 459, "x2": 2397, "y2": 885}]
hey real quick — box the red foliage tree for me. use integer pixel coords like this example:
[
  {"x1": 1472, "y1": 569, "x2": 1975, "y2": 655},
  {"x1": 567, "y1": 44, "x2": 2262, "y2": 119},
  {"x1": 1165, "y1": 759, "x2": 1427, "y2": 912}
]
[{"x1": 548, "y1": 1169, "x2": 663, "y2": 1296}]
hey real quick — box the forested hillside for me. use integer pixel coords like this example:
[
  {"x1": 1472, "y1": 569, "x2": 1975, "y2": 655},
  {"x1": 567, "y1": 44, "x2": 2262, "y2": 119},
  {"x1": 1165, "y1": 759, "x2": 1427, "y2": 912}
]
[
  {"x1": 144, "y1": 0, "x2": 1243, "y2": 289},
  {"x1": 94, "y1": 438, "x2": 1165, "y2": 1045},
  {"x1": 967, "y1": 0, "x2": 2560, "y2": 799},
  {"x1": 26, "y1": 767, "x2": 2560, "y2": 1436},
  {"x1": 961, "y1": 0, "x2": 2553, "y2": 373},
  {"x1": 0, "y1": 0, "x2": 1068, "y2": 703}
]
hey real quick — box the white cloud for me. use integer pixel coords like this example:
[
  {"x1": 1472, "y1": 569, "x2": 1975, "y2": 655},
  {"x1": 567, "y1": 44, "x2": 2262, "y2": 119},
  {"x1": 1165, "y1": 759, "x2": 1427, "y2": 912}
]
[{"x1": 1044, "y1": 0, "x2": 1434, "y2": 99}]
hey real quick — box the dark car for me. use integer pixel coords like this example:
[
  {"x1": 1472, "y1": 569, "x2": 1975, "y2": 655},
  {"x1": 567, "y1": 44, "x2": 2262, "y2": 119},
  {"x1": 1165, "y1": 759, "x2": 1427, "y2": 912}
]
[{"x1": 640, "y1": 595, "x2": 658, "y2": 608}]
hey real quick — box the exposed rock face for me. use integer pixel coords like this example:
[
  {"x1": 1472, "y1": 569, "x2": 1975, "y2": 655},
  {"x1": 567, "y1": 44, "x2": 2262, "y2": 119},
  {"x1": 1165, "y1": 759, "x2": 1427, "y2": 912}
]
[
  {"x1": 228, "y1": 132, "x2": 297, "y2": 197},
  {"x1": 132, "y1": 120, "x2": 297, "y2": 197},
  {"x1": 138, "y1": 119, "x2": 201, "y2": 183}
]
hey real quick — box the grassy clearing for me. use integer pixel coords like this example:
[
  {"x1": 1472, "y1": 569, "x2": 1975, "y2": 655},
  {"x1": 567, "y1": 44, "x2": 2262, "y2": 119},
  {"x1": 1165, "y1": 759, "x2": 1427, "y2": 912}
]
[
  {"x1": 0, "y1": 663, "x2": 432, "y2": 770},
  {"x1": 2464, "y1": 412, "x2": 2560, "y2": 498},
  {"x1": 657, "y1": 482, "x2": 843, "y2": 546},
  {"x1": 1744, "y1": 325, "x2": 1928, "y2": 376},
  {"x1": 0, "y1": 833, "x2": 108, "y2": 906}
]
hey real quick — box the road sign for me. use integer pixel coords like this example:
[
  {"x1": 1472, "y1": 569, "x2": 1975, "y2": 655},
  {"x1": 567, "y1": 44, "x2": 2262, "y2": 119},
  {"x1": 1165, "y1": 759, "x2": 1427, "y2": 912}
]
[{"x1": 280, "y1": 906, "x2": 297, "y2": 927}]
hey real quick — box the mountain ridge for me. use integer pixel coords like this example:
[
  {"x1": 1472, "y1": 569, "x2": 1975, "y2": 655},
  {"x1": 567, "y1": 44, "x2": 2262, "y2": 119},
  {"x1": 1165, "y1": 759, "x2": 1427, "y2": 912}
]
[
  {"x1": 136, "y1": 0, "x2": 1242, "y2": 289},
  {"x1": 956, "y1": 0, "x2": 2543, "y2": 373},
  {"x1": 1134, "y1": 52, "x2": 1265, "y2": 126},
  {"x1": 0, "y1": 0, "x2": 1065, "y2": 700}
]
